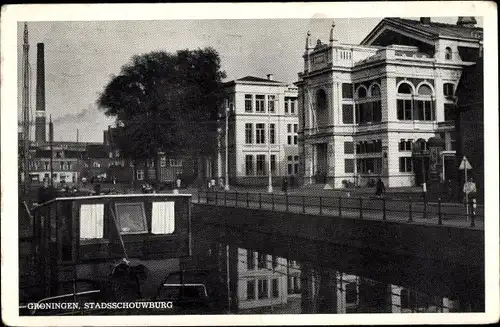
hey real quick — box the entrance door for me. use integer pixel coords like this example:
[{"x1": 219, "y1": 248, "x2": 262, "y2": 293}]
[{"x1": 316, "y1": 143, "x2": 328, "y2": 183}]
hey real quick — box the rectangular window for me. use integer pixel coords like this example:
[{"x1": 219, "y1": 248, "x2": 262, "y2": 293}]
[
  {"x1": 79, "y1": 204, "x2": 104, "y2": 239},
  {"x1": 294, "y1": 124, "x2": 298, "y2": 133},
  {"x1": 258, "y1": 279, "x2": 269, "y2": 299},
  {"x1": 256, "y1": 155, "x2": 266, "y2": 176},
  {"x1": 345, "y1": 159, "x2": 354, "y2": 173},
  {"x1": 245, "y1": 123, "x2": 253, "y2": 144},
  {"x1": 373, "y1": 100, "x2": 382, "y2": 122},
  {"x1": 44, "y1": 162, "x2": 49, "y2": 170},
  {"x1": 271, "y1": 155, "x2": 276, "y2": 174},
  {"x1": 245, "y1": 155, "x2": 254, "y2": 176},
  {"x1": 60, "y1": 162, "x2": 64, "y2": 170},
  {"x1": 256, "y1": 124, "x2": 265, "y2": 144},
  {"x1": 160, "y1": 157, "x2": 166, "y2": 167},
  {"x1": 287, "y1": 135, "x2": 292, "y2": 145},
  {"x1": 136, "y1": 169, "x2": 144, "y2": 180},
  {"x1": 444, "y1": 103, "x2": 456, "y2": 121},
  {"x1": 288, "y1": 163, "x2": 293, "y2": 175},
  {"x1": 342, "y1": 104, "x2": 354, "y2": 124},
  {"x1": 269, "y1": 124, "x2": 276, "y2": 144},
  {"x1": 272, "y1": 279, "x2": 279, "y2": 298},
  {"x1": 284, "y1": 99, "x2": 289, "y2": 113},
  {"x1": 258, "y1": 253, "x2": 267, "y2": 269},
  {"x1": 115, "y1": 202, "x2": 148, "y2": 234},
  {"x1": 342, "y1": 83, "x2": 353, "y2": 99},
  {"x1": 247, "y1": 250, "x2": 255, "y2": 270},
  {"x1": 399, "y1": 157, "x2": 413, "y2": 172},
  {"x1": 443, "y1": 84, "x2": 454, "y2": 97},
  {"x1": 294, "y1": 135, "x2": 298, "y2": 145},
  {"x1": 245, "y1": 94, "x2": 253, "y2": 112},
  {"x1": 271, "y1": 256, "x2": 278, "y2": 269},
  {"x1": 290, "y1": 100, "x2": 296, "y2": 114},
  {"x1": 151, "y1": 201, "x2": 175, "y2": 234},
  {"x1": 287, "y1": 124, "x2": 292, "y2": 133},
  {"x1": 255, "y1": 95, "x2": 265, "y2": 112},
  {"x1": 294, "y1": 163, "x2": 299, "y2": 174},
  {"x1": 344, "y1": 141, "x2": 354, "y2": 154},
  {"x1": 268, "y1": 95, "x2": 275, "y2": 112},
  {"x1": 247, "y1": 280, "x2": 256, "y2": 300},
  {"x1": 397, "y1": 99, "x2": 412, "y2": 120}
]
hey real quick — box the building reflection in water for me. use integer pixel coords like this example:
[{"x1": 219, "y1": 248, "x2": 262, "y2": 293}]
[{"x1": 182, "y1": 241, "x2": 462, "y2": 314}]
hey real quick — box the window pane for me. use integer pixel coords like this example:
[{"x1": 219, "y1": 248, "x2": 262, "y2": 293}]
[
  {"x1": 245, "y1": 94, "x2": 252, "y2": 112},
  {"x1": 256, "y1": 155, "x2": 266, "y2": 176},
  {"x1": 342, "y1": 104, "x2": 354, "y2": 124},
  {"x1": 345, "y1": 159, "x2": 354, "y2": 173},
  {"x1": 344, "y1": 141, "x2": 354, "y2": 154},
  {"x1": 247, "y1": 250, "x2": 255, "y2": 270},
  {"x1": 397, "y1": 100, "x2": 404, "y2": 120},
  {"x1": 256, "y1": 95, "x2": 265, "y2": 112},
  {"x1": 268, "y1": 95, "x2": 275, "y2": 112},
  {"x1": 245, "y1": 123, "x2": 253, "y2": 144},
  {"x1": 370, "y1": 84, "x2": 381, "y2": 97},
  {"x1": 270, "y1": 124, "x2": 275, "y2": 144},
  {"x1": 342, "y1": 83, "x2": 353, "y2": 99},
  {"x1": 398, "y1": 83, "x2": 412, "y2": 94},
  {"x1": 272, "y1": 279, "x2": 279, "y2": 298},
  {"x1": 115, "y1": 202, "x2": 147, "y2": 234},
  {"x1": 247, "y1": 280, "x2": 255, "y2": 300},
  {"x1": 151, "y1": 201, "x2": 175, "y2": 234},
  {"x1": 245, "y1": 155, "x2": 253, "y2": 176},
  {"x1": 80, "y1": 204, "x2": 104, "y2": 239},
  {"x1": 357, "y1": 87, "x2": 367, "y2": 98},
  {"x1": 418, "y1": 84, "x2": 432, "y2": 96}
]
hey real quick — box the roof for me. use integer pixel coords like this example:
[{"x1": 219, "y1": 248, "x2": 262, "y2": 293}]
[
  {"x1": 227, "y1": 75, "x2": 286, "y2": 85},
  {"x1": 86, "y1": 144, "x2": 108, "y2": 159},
  {"x1": 361, "y1": 17, "x2": 483, "y2": 45}
]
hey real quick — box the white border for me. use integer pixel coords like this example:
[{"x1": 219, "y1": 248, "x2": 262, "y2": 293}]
[{"x1": 2, "y1": 2, "x2": 498, "y2": 325}]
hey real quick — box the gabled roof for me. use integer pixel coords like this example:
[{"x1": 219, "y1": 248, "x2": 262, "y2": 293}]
[
  {"x1": 361, "y1": 17, "x2": 483, "y2": 45},
  {"x1": 223, "y1": 75, "x2": 287, "y2": 87}
]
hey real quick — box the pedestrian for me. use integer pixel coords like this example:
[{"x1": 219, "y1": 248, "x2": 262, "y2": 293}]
[
  {"x1": 282, "y1": 177, "x2": 288, "y2": 193},
  {"x1": 375, "y1": 178, "x2": 385, "y2": 197}
]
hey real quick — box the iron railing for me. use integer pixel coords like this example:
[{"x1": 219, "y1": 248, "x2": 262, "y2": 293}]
[{"x1": 196, "y1": 189, "x2": 482, "y2": 228}]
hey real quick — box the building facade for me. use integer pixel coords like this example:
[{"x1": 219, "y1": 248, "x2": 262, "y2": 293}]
[
  {"x1": 296, "y1": 17, "x2": 483, "y2": 188},
  {"x1": 220, "y1": 75, "x2": 299, "y2": 186}
]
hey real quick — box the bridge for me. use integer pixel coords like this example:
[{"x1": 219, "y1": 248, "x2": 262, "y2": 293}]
[{"x1": 192, "y1": 189, "x2": 484, "y2": 268}]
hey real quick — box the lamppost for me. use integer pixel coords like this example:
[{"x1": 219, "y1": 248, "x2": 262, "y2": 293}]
[{"x1": 225, "y1": 100, "x2": 230, "y2": 191}]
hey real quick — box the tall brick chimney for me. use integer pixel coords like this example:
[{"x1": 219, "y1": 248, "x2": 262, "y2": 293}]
[{"x1": 35, "y1": 43, "x2": 47, "y2": 144}]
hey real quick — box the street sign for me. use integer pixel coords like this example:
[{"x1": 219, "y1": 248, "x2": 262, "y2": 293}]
[{"x1": 459, "y1": 156, "x2": 472, "y2": 170}]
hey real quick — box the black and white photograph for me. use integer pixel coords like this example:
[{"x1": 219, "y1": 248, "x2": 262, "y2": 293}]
[{"x1": 1, "y1": 2, "x2": 498, "y2": 325}]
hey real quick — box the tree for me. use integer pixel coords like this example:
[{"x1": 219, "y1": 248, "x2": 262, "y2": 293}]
[{"x1": 97, "y1": 48, "x2": 226, "y2": 183}]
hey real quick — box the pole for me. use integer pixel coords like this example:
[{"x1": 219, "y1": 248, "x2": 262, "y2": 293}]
[
  {"x1": 465, "y1": 164, "x2": 469, "y2": 216},
  {"x1": 267, "y1": 97, "x2": 273, "y2": 193},
  {"x1": 225, "y1": 101, "x2": 230, "y2": 191},
  {"x1": 226, "y1": 244, "x2": 231, "y2": 312},
  {"x1": 49, "y1": 115, "x2": 54, "y2": 187}
]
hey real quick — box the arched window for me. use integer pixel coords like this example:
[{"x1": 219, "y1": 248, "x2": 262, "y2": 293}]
[
  {"x1": 370, "y1": 84, "x2": 381, "y2": 97},
  {"x1": 398, "y1": 83, "x2": 413, "y2": 94},
  {"x1": 357, "y1": 87, "x2": 367, "y2": 98},
  {"x1": 418, "y1": 84, "x2": 433, "y2": 96},
  {"x1": 445, "y1": 47, "x2": 452, "y2": 60}
]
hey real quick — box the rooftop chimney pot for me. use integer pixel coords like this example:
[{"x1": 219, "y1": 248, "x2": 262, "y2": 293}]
[
  {"x1": 420, "y1": 17, "x2": 431, "y2": 24},
  {"x1": 267, "y1": 74, "x2": 274, "y2": 81}
]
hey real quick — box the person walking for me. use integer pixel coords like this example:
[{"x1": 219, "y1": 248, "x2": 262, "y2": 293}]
[{"x1": 375, "y1": 178, "x2": 385, "y2": 197}]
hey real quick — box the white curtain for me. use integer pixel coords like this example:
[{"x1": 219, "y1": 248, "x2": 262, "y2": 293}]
[
  {"x1": 151, "y1": 201, "x2": 175, "y2": 234},
  {"x1": 80, "y1": 204, "x2": 104, "y2": 239}
]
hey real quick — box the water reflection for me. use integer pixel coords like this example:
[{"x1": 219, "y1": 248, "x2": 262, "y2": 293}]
[{"x1": 180, "y1": 222, "x2": 482, "y2": 314}]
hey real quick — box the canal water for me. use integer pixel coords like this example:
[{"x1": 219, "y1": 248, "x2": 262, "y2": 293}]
[{"x1": 180, "y1": 219, "x2": 484, "y2": 314}]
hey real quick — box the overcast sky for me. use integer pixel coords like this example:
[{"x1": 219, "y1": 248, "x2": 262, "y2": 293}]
[{"x1": 17, "y1": 17, "x2": 482, "y2": 142}]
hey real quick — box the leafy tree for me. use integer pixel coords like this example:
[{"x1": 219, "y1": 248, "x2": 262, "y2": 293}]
[{"x1": 97, "y1": 48, "x2": 226, "y2": 182}]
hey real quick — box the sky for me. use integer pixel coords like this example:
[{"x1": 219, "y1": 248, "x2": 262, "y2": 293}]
[{"x1": 17, "y1": 16, "x2": 483, "y2": 142}]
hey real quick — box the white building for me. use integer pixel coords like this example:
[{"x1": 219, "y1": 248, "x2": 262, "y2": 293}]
[
  {"x1": 296, "y1": 17, "x2": 483, "y2": 188},
  {"x1": 220, "y1": 75, "x2": 299, "y2": 186}
]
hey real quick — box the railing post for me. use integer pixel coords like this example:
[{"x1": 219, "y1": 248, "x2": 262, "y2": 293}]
[
  {"x1": 438, "y1": 197, "x2": 442, "y2": 225},
  {"x1": 408, "y1": 197, "x2": 413, "y2": 222},
  {"x1": 338, "y1": 196, "x2": 342, "y2": 218},
  {"x1": 285, "y1": 193, "x2": 289, "y2": 212},
  {"x1": 246, "y1": 192, "x2": 249, "y2": 207},
  {"x1": 423, "y1": 195, "x2": 427, "y2": 219},
  {"x1": 224, "y1": 191, "x2": 227, "y2": 206},
  {"x1": 470, "y1": 199, "x2": 476, "y2": 227},
  {"x1": 272, "y1": 193, "x2": 275, "y2": 211},
  {"x1": 359, "y1": 198, "x2": 363, "y2": 219},
  {"x1": 319, "y1": 196, "x2": 323, "y2": 215},
  {"x1": 259, "y1": 193, "x2": 262, "y2": 209},
  {"x1": 215, "y1": 190, "x2": 218, "y2": 205},
  {"x1": 302, "y1": 196, "x2": 306, "y2": 213},
  {"x1": 235, "y1": 191, "x2": 238, "y2": 206},
  {"x1": 382, "y1": 197, "x2": 386, "y2": 221}
]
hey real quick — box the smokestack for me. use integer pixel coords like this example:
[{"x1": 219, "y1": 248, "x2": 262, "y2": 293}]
[
  {"x1": 267, "y1": 74, "x2": 274, "y2": 81},
  {"x1": 35, "y1": 43, "x2": 47, "y2": 144},
  {"x1": 457, "y1": 17, "x2": 477, "y2": 27}
]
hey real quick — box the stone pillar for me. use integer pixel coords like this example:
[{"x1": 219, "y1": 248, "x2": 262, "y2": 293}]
[
  {"x1": 383, "y1": 77, "x2": 397, "y2": 122},
  {"x1": 390, "y1": 285, "x2": 402, "y2": 313},
  {"x1": 300, "y1": 262, "x2": 317, "y2": 313},
  {"x1": 316, "y1": 269, "x2": 338, "y2": 313}
]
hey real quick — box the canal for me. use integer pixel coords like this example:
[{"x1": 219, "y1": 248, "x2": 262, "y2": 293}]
[{"x1": 180, "y1": 218, "x2": 484, "y2": 314}]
